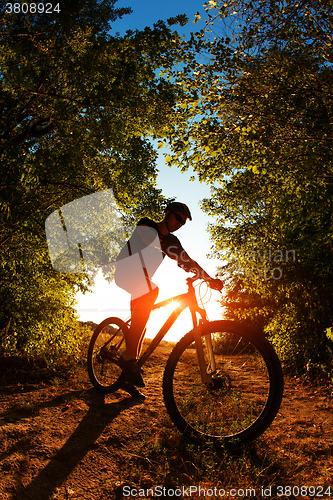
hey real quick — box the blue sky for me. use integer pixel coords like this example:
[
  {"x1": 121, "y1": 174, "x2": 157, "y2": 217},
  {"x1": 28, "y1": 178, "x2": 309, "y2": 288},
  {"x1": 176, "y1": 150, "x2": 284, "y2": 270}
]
[
  {"x1": 76, "y1": 0, "x2": 224, "y2": 339},
  {"x1": 110, "y1": 0, "x2": 207, "y2": 36}
]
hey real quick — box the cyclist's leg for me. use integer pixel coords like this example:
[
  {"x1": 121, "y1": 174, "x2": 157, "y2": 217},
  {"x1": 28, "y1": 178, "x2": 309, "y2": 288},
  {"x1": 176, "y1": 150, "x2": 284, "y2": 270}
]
[
  {"x1": 136, "y1": 286, "x2": 159, "y2": 356},
  {"x1": 124, "y1": 286, "x2": 159, "y2": 359},
  {"x1": 115, "y1": 260, "x2": 158, "y2": 358},
  {"x1": 119, "y1": 286, "x2": 158, "y2": 386}
]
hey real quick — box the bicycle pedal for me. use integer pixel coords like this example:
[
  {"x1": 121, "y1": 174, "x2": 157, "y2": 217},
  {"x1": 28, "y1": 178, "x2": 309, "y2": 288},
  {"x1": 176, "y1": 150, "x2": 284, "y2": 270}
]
[
  {"x1": 118, "y1": 357, "x2": 145, "y2": 387},
  {"x1": 121, "y1": 381, "x2": 145, "y2": 399}
]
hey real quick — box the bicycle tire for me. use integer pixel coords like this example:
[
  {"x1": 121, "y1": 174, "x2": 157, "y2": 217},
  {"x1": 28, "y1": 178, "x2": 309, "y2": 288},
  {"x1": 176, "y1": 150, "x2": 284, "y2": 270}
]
[
  {"x1": 87, "y1": 317, "x2": 128, "y2": 394},
  {"x1": 163, "y1": 320, "x2": 283, "y2": 446}
]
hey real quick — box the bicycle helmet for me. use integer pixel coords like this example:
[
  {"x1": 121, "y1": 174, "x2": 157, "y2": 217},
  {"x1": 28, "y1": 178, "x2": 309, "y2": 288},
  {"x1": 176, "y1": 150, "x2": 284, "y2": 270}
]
[{"x1": 165, "y1": 202, "x2": 192, "y2": 221}]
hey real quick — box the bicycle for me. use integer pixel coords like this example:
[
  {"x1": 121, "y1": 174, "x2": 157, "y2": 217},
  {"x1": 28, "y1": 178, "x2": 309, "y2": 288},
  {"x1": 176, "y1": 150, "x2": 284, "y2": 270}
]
[{"x1": 87, "y1": 277, "x2": 283, "y2": 446}]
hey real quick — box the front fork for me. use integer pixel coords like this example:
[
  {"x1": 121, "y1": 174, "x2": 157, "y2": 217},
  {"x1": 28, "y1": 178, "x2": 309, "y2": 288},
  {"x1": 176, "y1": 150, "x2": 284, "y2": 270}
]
[{"x1": 192, "y1": 315, "x2": 216, "y2": 386}]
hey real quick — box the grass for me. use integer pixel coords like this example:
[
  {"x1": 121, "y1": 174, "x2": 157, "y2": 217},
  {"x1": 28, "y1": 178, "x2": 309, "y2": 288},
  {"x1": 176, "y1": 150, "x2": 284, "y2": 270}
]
[{"x1": 113, "y1": 413, "x2": 303, "y2": 500}]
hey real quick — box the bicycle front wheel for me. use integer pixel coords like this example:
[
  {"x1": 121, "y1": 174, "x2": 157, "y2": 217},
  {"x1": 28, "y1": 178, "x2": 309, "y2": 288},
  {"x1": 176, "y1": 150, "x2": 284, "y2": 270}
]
[
  {"x1": 163, "y1": 320, "x2": 283, "y2": 445},
  {"x1": 87, "y1": 317, "x2": 128, "y2": 393}
]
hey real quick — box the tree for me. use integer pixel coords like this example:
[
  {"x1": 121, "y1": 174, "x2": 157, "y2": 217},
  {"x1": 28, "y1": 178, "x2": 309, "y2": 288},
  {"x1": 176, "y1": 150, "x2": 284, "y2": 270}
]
[
  {"x1": 0, "y1": 0, "x2": 186, "y2": 243},
  {"x1": 0, "y1": 229, "x2": 84, "y2": 359},
  {"x1": 0, "y1": 0, "x2": 187, "y2": 354},
  {"x1": 166, "y1": 0, "x2": 333, "y2": 375}
]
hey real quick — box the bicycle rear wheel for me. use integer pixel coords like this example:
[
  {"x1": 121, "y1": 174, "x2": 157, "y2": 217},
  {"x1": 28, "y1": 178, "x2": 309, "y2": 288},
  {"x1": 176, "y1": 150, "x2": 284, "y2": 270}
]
[
  {"x1": 163, "y1": 320, "x2": 283, "y2": 445},
  {"x1": 87, "y1": 317, "x2": 128, "y2": 393}
]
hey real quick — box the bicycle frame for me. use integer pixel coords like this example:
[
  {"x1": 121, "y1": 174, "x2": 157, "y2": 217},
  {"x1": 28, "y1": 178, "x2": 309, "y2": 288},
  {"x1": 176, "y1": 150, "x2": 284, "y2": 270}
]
[{"x1": 136, "y1": 279, "x2": 216, "y2": 385}]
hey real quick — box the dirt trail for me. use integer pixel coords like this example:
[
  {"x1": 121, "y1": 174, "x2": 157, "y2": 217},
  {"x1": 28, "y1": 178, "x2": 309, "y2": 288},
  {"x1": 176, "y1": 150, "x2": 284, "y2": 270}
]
[{"x1": 0, "y1": 345, "x2": 332, "y2": 499}]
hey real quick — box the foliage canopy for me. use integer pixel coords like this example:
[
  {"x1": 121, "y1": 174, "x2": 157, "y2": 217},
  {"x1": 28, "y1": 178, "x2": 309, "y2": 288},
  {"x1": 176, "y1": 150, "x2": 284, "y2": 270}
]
[
  {"x1": 166, "y1": 0, "x2": 333, "y2": 376},
  {"x1": 0, "y1": 0, "x2": 186, "y2": 356}
]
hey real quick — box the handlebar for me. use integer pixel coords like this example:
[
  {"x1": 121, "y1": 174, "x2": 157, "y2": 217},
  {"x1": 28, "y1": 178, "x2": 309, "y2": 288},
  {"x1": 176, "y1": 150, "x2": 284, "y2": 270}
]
[{"x1": 186, "y1": 276, "x2": 223, "y2": 292}]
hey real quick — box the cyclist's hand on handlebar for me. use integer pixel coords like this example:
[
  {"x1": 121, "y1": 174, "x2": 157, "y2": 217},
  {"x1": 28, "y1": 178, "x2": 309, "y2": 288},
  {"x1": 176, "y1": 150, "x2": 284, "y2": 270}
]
[{"x1": 207, "y1": 278, "x2": 223, "y2": 291}]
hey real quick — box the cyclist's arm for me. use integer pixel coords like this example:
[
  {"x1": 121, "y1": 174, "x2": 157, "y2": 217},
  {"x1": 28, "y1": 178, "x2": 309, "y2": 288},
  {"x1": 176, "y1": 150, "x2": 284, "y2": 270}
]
[
  {"x1": 177, "y1": 249, "x2": 211, "y2": 280},
  {"x1": 179, "y1": 252, "x2": 223, "y2": 290},
  {"x1": 166, "y1": 239, "x2": 223, "y2": 290}
]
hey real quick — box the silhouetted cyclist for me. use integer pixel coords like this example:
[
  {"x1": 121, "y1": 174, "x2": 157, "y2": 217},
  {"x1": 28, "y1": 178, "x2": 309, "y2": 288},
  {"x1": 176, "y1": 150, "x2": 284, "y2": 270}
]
[{"x1": 114, "y1": 202, "x2": 223, "y2": 388}]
